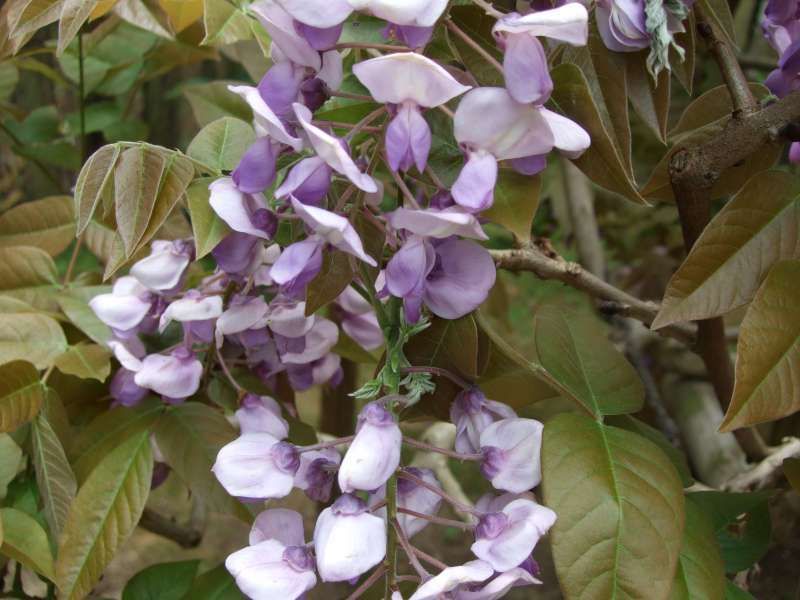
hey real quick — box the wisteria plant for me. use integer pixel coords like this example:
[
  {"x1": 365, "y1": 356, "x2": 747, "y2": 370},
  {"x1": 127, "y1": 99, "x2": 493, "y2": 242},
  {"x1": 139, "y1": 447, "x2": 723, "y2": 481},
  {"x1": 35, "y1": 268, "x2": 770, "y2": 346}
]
[{"x1": 1, "y1": 0, "x2": 800, "y2": 598}]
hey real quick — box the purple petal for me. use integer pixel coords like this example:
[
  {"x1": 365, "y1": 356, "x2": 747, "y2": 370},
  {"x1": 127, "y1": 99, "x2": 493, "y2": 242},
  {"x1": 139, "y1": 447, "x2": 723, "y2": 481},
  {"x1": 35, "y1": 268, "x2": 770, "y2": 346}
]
[
  {"x1": 133, "y1": 348, "x2": 202, "y2": 400},
  {"x1": 407, "y1": 561, "x2": 493, "y2": 600},
  {"x1": 212, "y1": 232, "x2": 262, "y2": 276},
  {"x1": 503, "y1": 33, "x2": 553, "y2": 105},
  {"x1": 451, "y1": 150, "x2": 498, "y2": 212},
  {"x1": 539, "y1": 107, "x2": 591, "y2": 158},
  {"x1": 250, "y1": 508, "x2": 305, "y2": 546},
  {"x1": 511, "y1": 154, "x2": 547, "y2": 176},
  {"x1": 232, "y1": 137, "x2": 278, "y2": 194},
  {"x1": 250, "y1": 1, "x2": 322, "y2": 69},
  {"x1": 493, "y1": 4, "x2": 589, "y2": 45},
  {"x1": 347, "y1": 0, "x2": 448, "y2": 27},
  {"x1": 275, "y1": 157, "x2": 332, "y2": 206},
  {"x1": 424, "y1": 238, "x2": 496, "y2": 319},
  {"x1": 270, "y1": 237, "x2": 326, "y2": 287},
  {"x1": 386, "y1": 102, "x2": 431, "y2": 172},
  {"x1": 294, "y1": 21, "x2": 343, "y2": 51},
  {"x1": 386, "y1": 206, "x2": 487, "y2": 240},
  {"x1": 274, "y1": 0, "x2": 352, "y2": 28},
  {"x1": 258, "y1": 61, "x2": 304, "y2": 119}
]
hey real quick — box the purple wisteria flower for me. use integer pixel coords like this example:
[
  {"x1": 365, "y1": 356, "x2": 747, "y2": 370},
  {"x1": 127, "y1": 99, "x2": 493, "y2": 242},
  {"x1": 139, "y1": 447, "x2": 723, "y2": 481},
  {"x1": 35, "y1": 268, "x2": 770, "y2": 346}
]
[
  {"x1": 336, "y1": 286, "x2": 383, "y2": 351},
  {"x1": 89, "y1": 276, "x2": 154, "y2": 334},
  {"x1": 226, "y1": 509, "x2": 317, "y2": 600},
  {"x1": 457, "y1": 568, "x2": 540, "y2": 599},
  {"x1": 353, "y1": 52, "x2": 470, "y2": 172},
  {"x1": 492, "y1": 3, "x2": 589, "y2": 104},
  {"x1": 158, "y1": 291, "x2": 223, "y2": 344},
  {"x1": 385, "y1": 206, "x2": 487, "y2": 240},
  {"x1": 209, "y1": 178, "x2": 277, "y2": 239},
  {"x1": 129, "y1": 239, "x2": 194, "y2": 292},
  {"x1": 451, "y1": 388, "x2": 517, "y2": 454},
  {"x1": 452, "y1": 87, "x2": 590, "y2": 211},
  {"x1": 212, "y1": 434, "x2": 300, "y2": 499},
  {"x1": 408, "y1": 560, "x2": 494, "y2": 600},
  {"x1": 294, "y1": 447, "x2": 341, "y2": 502},
  {"x1": 132, "y1": 347, "x2": 203, "y2": 403},
  {"x1": 384, "y1": 235, "x2": 496, "y2": 323},
  {"x1": 313, "y1": 493, "x2": 386, "y2": 582},
  {"x1": 275, "y1": 157, "x2": 333, "y2": 206},
  {"x1": 480, "y1": 418, "x2": 544, "y2": 493},
  {"x1": 110, "y1": 368, "x2": 147, "y2": 407},
  {"x1": 338, "y1": 400, "x2": 401, "y2": 492},
  {"x1": 471, "y1": 498, "x2": 557, "y2": 571},
  {"x1": 595, "y1": 0, "x2": 649, "y2": 52},
  {"x1": 236, "y1": 394, "x2": 290, "y2": 438}
]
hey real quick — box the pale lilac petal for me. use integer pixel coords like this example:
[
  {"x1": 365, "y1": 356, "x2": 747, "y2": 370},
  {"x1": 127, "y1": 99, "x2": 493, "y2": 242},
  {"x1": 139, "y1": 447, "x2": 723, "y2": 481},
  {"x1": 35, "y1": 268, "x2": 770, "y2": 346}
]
[
  {"x1": 89, "y1": 280, "x2": 151, "y2": 331},
  {"x1": 313, "y1": 495, "x2": 386, "y2": 582},
  {"x1": 130, "y1": 241, "x2": 191, "y2": 291},
  {"x1": 451, "y1": 389, "x2": 517, "y2": 454},
  {"x1": 397, "y1": 467, "x2": 442, "y2": 538},
  {"x1": 456, "y1": 567, "x2": 540, "y2": 599},
  {"x1": 408, "y1": 561, "x2": 494, "y2": 600},
  {"x1": 338, "y1": 402, "x2": 401, "y2": 492},
  {"x1": 250, "y1": 508, "x2": 305, "y2": 546},
  {"x1": 281, "y1": 318, "x2": 339, "y2": 364},
  {"x1": 277, "y1": 0, "x2": 352, "y2": 27},
  {"x1": 215, "y1": 296, "x2": 270, "y2": 346},
  {"x1": 595, "y1": 4, "x2": 632, "y2": 52},
  {"x1": 347, "y1": 0, "x2": 448, "y2": 27},
  {"x1": 790, "y1": 142, "x2": 800, "y2": 163},
  {"x1": 511, "y1": 154, "x2": 547, "y2": 176},
  {"x1": 232, "y1": 137, "x2": 278, "y2": 194},
  {"x1": 269, "y1": 237, "x2": 326, "y2": 296},
  {"x1": 250, "y1": 1, "x2": 322, "y2": 69},
  {"x1": 266, "y1": 299, "x2": 315, "y2": 338},
  {"x1": 337, "y1": 285, "x2": 372, "y2": 314},
  {"x1": 424, "y1": 238, "x2": 496, "y2": 319},
  {"x1": 110, "y1": 369, "x2": 148, "y2": 407},
  {"x1": 229, "y1": 85, "x2": 303, "y2": 150},
  {"x1": 209, "y1": 178, "x2": 271, "y2": 239},
  {"x1": 293, "y1": 103, "x2": 379, "y2": 193},
  {"x1": 342, "y1": 312, "x2": 383, "y2": 351},
  {"x1": 275, "y1": 157, "x2": 332, "y2": 206},
  {"x1": 212, "y1": 233, "x2": 262, "y2": 276},
  {"x1": 386, "y1": 206, "x2": 487, "y2": 240},
  {"x1": 108, "y1": 340, "x2": 144, "y2": 372},
  {"x1": 386, "y1": 102, "x2": 431, "y2": 172},
  {"x1": 451, "y1": 150, "x2": 498, "y2": 213},
  {"x1": 390, "y1": 24, "x2": 434, "y2": 48},
  {"x1": 134, "y1": 349, "x2": 202, "y2": 399},
  {"x1": 470, "y1": 499, "x2": 556, "y2": 572},
  {"x1": 318, "y1": 50, "x2": 344, "y2": 90},
  {"x1": 294, "y1": 447, "x2": 340, "y2": 501},
  {"x1": 385, "y1": 235, "x2": 433, "y2": 298},
  {"x1": 290, "y1": 197, "x2": 377, "y2": 266},
  {"x1": 212, "y1": 433, "x2": 298, "y2": 499},
  {"x1": 353, "y1": 53, "x2": 470, "y2": 106},
  {"x1": 503, "y1": 33, "x2": 552, "y2": 105},
  {"x1": 454, "y1": 87, "x2": 555, "y2": 160},
  {"x1": 493, "y1": 4, "x2": 589, "y2": 45},
  {"x1": 479, "y1": 418, "x2": 543, "y2": 492},
  {"x1": 159, "y1": 295, "x2": 223, "y2": 332},
  {"x1": 226, "y1": 540, "x2": 316, "y2": 600},
  {"x1": 539, "y1": 107, "x2": 591, "y2": 158},
  {"x1": 312, "y1": 353, "x2": 341, "y2": 385},
  {"x1": 237, "y1": 394, "x2": 290, "y2": 438}
]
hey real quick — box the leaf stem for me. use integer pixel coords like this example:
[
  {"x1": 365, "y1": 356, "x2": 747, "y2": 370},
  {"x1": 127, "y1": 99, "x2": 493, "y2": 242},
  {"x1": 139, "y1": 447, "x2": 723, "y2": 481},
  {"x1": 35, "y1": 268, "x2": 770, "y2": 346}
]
[
  {"x1": 398, "y1": 469, "x2": 481, "y2": 516},
  {"x1": 391, "y1": 518, "x2": 430, "y2": 579},
  {"x1": 397, "y1": 507, "x2": 474, "y2": 530},
  {"x1": 298, "y1": 435, "x2": 355, "y2": 453},
  {"x1": 334, "y1": 42, "x2": 411, "y2": 52},
  {"x1": 470, "y1": 0, "x2": 505, "y2": 18},
  {"x1": 402, "y1": 436, "x2": 482, "y2": 461},
  {"x1": 346, "y1": 566, "x2": 388, "y2": 600}
]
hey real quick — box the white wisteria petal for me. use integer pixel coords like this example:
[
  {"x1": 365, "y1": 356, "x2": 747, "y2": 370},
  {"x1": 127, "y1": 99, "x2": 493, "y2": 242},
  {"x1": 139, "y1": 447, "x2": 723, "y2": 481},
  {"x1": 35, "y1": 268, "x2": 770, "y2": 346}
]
[
  {"x1": 353, "y1": 53, "x2": 470, "y2": 106},
  {"x1": 480, "y1": 418, "x2": 544, "y2": 493},
  {"x1": 386, "y1": 206, "x2": 487, "y2": 240},
  {"x1": 89, "y1": 278, "x2": 152, "y2": 331},
  {"x1": 133, "y1": 351, "x2": 202, "y2": 399},
  {"x1": 493, "y1": 3, "x2": 589, "y2": 45},
  {"x1": 236, "y1": 394, "x2": 290, "y2": 439},
  {"x1": 228, "y1": 85, "x2": 303, "y2": 150},
  {"x1": 338, "y1": 402, "x2": 401, "y2": 492},
  {"x1": 250, "y1": 508, "x2": 306, "y2": 546},
  {"x1": 456, "y1": 567, "x2": 540, "y2": 599},
  {"x1": 265, "y1": 300, "x2": 315, "y2": 338},
  {"x1": 226, "y1": 539, "x2": 316, "y2": 600},
  {"x1": 454, "y1": 87, "x2": 554, "y2": 160},
  {"x1": 319, "y1": 50, "x2": 344, "y2": 90},
  {"x1": 215, "y1": 297, "x2": 270, "y2": 347},
  {"x1": 159, "y1": 295, "x2": 223, "y2": 332},
  {"x1": 293, "y1": 103, "x2": 379, "y2": 193},
  {"x1": 347, "y1": 0, "x2": 448, "y2": 27},
  {"x1": 108, "y1": 340, "x2": 144, "y2": 372},
  {"x1": 130, "y1": 241, "x2": 191, "y2": 291},
  {"x1": 408, "y1": 560, "x2": 494, "y2": 600},
  {"x1": 275, "y1": 0, "x2": 353, "y2": 28},
  {"x1": 540, "y1": 107, "x2": 591, "y2": 158},
  {"x1": 250, "y1": 0, "x2": 322, "y2": 69},
  {"x1": 280, "y1": 318, "x2": 339, "y2": 364},
  {"x1": 212, "y1": 433, "x2": 297, "y2": 499},
  {"x1": 209, "y1": 178, "x2": 272, "y2": 238}
]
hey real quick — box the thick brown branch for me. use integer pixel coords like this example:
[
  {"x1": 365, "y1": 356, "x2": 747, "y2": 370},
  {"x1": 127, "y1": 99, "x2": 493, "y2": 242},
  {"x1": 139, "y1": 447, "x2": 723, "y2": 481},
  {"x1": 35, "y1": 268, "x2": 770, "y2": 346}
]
[
  {"x1": 139, "y1": 508, "x2": 203, "y2": 548},
  {"x1": 490, "y1": 246, "x2": 697, "y2": 346},
  {"x1": 723, "y1": 438, "x2": 800, "y2": 491}
]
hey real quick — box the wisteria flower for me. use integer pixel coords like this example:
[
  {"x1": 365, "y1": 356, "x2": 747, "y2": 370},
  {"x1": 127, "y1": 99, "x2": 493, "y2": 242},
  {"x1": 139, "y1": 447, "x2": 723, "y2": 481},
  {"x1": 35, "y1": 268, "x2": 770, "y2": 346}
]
[
  {"x1": 480, "y1": 418, "x2": 544, "y2": 493},
  {"x1": 212, "y1": 434, "x2": 300, "y2": 500},
  {"x1": 595, "y1": 0, "x2": 649, "y2": 52},
  {"x1": 386, "y1": 206, "x2": 487, "y2": 240},
  {"x1": 471, "y1": 498, "x2": 556, "y2": 572},
  {"x1": 353, "y1": 52, "x2": 470, "y2": 171},
  {"x1": 236, "y1": 394, "x2": 290, "y2": 438},
  {"x1": 293, "y1": 103, "x2": 379, "y2": 193},
  {"x1": 451, "y1": 388, "x2": 517, "y2": 454},
  {"x1": 252, "y1": 0, "x2": 324, "y2": 70},
  {"x1": 130, "y1": 240, "x2": 193, "y2": 292},
  {"x1": 280, "y1": 317, "x2": 339, "y2": 364},
  {"x1": 349, "y1": 0, "x2": 448, "y2": 27},
  {"x1": 269, "y1": 236, "x2": 326, "y2": 297},
  {"x1": 385, "y1": 235, "x2": 496, "y2": 323},
  {"x1": 209, "y1": 178, "x2": 277, "y2": 239},
  {"x1": 397, "y1": 467, "x2": 443, "y2": 538},
  {"x1": 275, "y1": 157, "x2": 333, "y2": 206},
  {"x1": 338, "y1": 400, "x2": 401, "y2": 492},
  {"x1": 457, "y1": 567, "x2": 540, "y2": 599},
  {"x1": 492, "y1": 3, "x2": 589, "y2": 104},
  {"x1": 228, "y1": 84, "x2": 303, "y2": 151},
  {"x1": 313, "y1": 493, "x2": 386, "y2": 582},
  {"x1": 110, "y1": 369, "x2": 148, "y2": 407},
  {"x1": 408, "y1": 560, "x2": 494, "y2": 600},
  {"x1": 158, "y1": 291, "x2": 223, "y2": 332},
  {"x1": 89, "y1": 276, "x2": 154, "y2": 333},
  {"x1": 294, "y1": 447, "x2": 341, "y2": 502},
  {"x1": 336, "y1": 286, "x2": 383, "y2": 351},
  {"x1": 133, "y1": 347, "x2": 203, "y2": 402}
]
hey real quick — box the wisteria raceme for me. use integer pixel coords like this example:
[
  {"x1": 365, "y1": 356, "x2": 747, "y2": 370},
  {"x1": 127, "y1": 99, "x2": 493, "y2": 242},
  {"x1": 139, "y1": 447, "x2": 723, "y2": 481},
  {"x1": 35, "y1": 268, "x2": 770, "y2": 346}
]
[{"x1": 76, "y1": 0, "x2": 671, "y2": 596}]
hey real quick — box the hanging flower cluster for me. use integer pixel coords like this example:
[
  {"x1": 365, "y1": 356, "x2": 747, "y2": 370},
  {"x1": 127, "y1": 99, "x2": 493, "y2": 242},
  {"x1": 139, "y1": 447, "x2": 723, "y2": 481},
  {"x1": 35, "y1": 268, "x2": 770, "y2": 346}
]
[{"x1": 89, "y1": 0, "x2": 592, "y2": 597}]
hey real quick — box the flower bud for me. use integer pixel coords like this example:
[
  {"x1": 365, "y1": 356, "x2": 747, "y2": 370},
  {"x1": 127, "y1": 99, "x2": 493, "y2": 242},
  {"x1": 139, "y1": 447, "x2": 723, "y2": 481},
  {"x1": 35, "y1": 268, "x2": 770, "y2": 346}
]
[
  {"x1": 110, "y1": 368, "x2": 148, "y2": 407},
  {"x1": 236, "y1": 394, "x2": 290, "y2": 439},
  {"x1": 294, "y1": 448, "x2": 340, "y2": 502},
  {"x1": 451, "y1": 388, "x2": 517, "y2": 454},
  {"x1": 338, "y1": 401, "x2": 401, "y2": 493}
]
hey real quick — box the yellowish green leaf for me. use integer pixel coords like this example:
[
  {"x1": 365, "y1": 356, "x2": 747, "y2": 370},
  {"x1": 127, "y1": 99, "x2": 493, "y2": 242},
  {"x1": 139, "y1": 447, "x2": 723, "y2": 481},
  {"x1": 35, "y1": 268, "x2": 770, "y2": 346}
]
[
  {"x1": 0, "y1": 312, "x2": 67, "y2": 369},
  {"x1": 54, "y1": 343, "x2": 111, "y2": 382},
  {"x1": 75, "y1": 144, "x2": 121, "y2": 236},
  {"x1": 0, "y1": 434, "x2": 22, "y2": 498},
  {"x1": 542, "y1": 413, "x2": 685, "y2": 600},
  {"x1": 31, "y1": 412, "x2": 77, "y2": 539},
  {"x1": 158, "y1": 0, "x2": 203, "y2": 32},
  {"x1": 9, "y1": 0, "x2": 61, "y2": 39},
  {"x1": 201, "y1": 0, "x2": 251, "y2": 46},
  {"x1": 670, "y1": 498, "x2": 726, "y2": 600},
  {"x1": 0, "y1": 195, "x2": 75, "y2": 256},
  {"x1": 58, "y1": 295, "x2": 111, "y2": 344},
  {"x1": 720, "y1": 260, "x2": 800, "y2": 430},
  {"x1": 187, "y1": 116, "x2": 255, "y2": 173},
  {"x1": 0, "y1": 507, "x2": 55, "y2": 581},
  {"x1": 187, "y1": 177, "x2": 230, "y2": 258},
  {"x1": 114, "y1": 145, "x2": 166, "y2": 256},
  {"x1": 0, "y1": 361, "x2": 43, "y2": 433},
  {"x1": 653, "y1": 171, "x2": 800, "y2": 329},
  {"x1": 113, "y1": 0, "x2": 173, "y2": 38},
  {"x1": 57, "y1": 0, "x2": 101, "y2": 55},
  {"x1": 56, "y1": 431, "x2": 153, "y2": 600},
  {"x1": 0, "y1": 245, "x2": 59, "y2": 310}
]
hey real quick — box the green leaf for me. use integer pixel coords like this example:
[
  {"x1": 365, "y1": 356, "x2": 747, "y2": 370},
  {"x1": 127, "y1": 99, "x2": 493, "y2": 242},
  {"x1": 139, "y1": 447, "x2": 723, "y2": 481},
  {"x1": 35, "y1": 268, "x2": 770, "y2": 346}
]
[
  {"x1": 688, "y1": 491, "x2": 771, "y2": 574},
  {"x1": 202, "y1": 0, "x2": 252, "y2": 46},
  {"x1": 0, "y1": 507, "x2": 55, "y2": 581},
  {"x1": 0, "y1": 245, "x2": 59, "y2": 310},
  {"x1": 542, "y1": 413, "x2": 685, "y2": 600},
  {"x1": 187, "y1": 116, "x2": 255, "y2": 173},
  {"x1": 58, "y1": 295, "x2": 112, "y2": 345},
  {"x1": 187, "y1": 177, "x2": 230, "y2": 259},
  {"x1": 483, "y1": 170, "x2": 540, "y2": 243},
  {"x1": 606, "y1": 415, "x2": 693, "y2": 487},
  {"x1": 153, "y1": 403, "x2": 249, "y2": 519},
  {"x1": 75, "y1": 144, "x2": 122, "y2": 236},
  {"x1": 57, "y1": 0, "x2": 101, "y2": 55},
  {"x1": 54, "y1": 343, "x2": 112, "y2": 382},
  {"x1": 669, "y1": 84, "x2": 768, "y2": 140},
  {"x1": 31, "y1": 412, "x2": 77, "y2": 539},
  {"x1": 56, "y1": 431, "x2": 153, "y2": 600},
  {"x1": 8, "y1": 0, "x2": 61, "y2": 39},
  {"x1": 669, "y1": 497, "x2": 725, "y2": 600},
  {"x1": 699, "y1": 0, "x2": 737, "y2": 46},
  {"x1": 625, "y1": 50, "x2": 671, "y2": 143},
  {"x1": 182, "y1": 81, "x2": 253, "y2": 126},
  {"x1": 122, "y1": 560, "x2": 200, "y2": 600},
  {"x1": 549, "y1": 63, "x2": 645, "y2": 204},
  {"x1": 652, "y1": 171, "x2": 800, "y2": 329},
  {"x1": 724, "y1": 581, "x2": 756, "y2": 600},
  {"x1": 0, "y1": 434, "x2": 22, "y2": 498},
  {"x1": 0, "y1": 195, "x2": 75, "y2": 256},
  {"x1": 0, "y1": 61, "x2": 19, "y2": 101},
  {"x1": 0, "y1": 361, "x2": 43, "y2": 433},
  {"x1": 447, "y1": 6, "x2": 504, "y2": 87},
  {"x1": 719, "y1": 260, "x2": 800, "y2": 430},
  {"x1": 532, "y1": 305, "x2": 644, "y2": 417},
  {"x1": 183, "y1": 564, "x2": 244, "y2": 599},
  {"x1": 0, "y1": 311, "x2": 68, "y2": 369},
  {"x1": 113, "y1": 0, "x2": 173, "y2": 39},
  {"x1": 305, "y1": 251, "x2": 354, "y2": 315},
  {"x1": 114, "y1": 145, "x2": 167, "y2": 256},
  {"x1": 70, "y1": 398, "x2": 164, "y2": 483}
]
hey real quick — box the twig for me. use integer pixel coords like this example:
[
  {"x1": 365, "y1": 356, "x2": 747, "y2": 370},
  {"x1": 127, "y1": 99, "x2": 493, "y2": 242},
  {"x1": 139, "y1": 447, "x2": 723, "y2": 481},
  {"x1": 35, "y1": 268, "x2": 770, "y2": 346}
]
[
  {"x1": 444, "y1": 19, "x2": 504, "y2": 74},
  {"x1": 490, "y1": 245, "x2": 697, "y2": 346},
  {"x1": 62, "y1": 235, "x2": 84, "y2": 286},
  {"x1": 298, "y1": 435, "x2": 354, "y2": 453},
  {"x1": 391, "y1": 518, "x2": 430, "y2": 579},
  {"x1": 411, "y1": 546, "x2": 449, "y2": 571},
  {"x1": 398, "y1": 469, "x2": 479, "y2": 515},
  {"x1": 560, "y1": 159, "x2": 605, "y2": 278},
  {"x1": 314, "y1": 121, "x2": 383, "y2": 134},
  {"x1": 385, "y1": 472, "x2": 399, "y2": 597},
  {"x1": 385, "y1": 160, "x2": 421, "y2": 209},
  {"x1": 397, "y1": 507, "x2": 474, "y2": 530},
  {"x1": 402, "y1": 436, "x2": 482, "y2": 461},
  {"x1": 139, "y1": 508, "x2": 203, "y2": 548},
  {"x1": 327, "y1": 89, "x2": 376, "y2": 103},
  {"x1": 471, "y1": 0, "x2": 505, "y2": 18},
  {"x1": 723, "y1": 438, "x2": 800, "y2": 491},
  {"x1": 335, "y1": 42, "x2": 411, "y2": 52},
  {"x1": 346, "y1": 566, "x2": 387, "y2": 600},
  {"x1": 345, "y1": 106, "x2": 388, "y2": 141}
]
